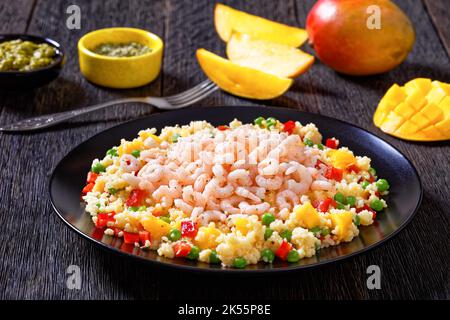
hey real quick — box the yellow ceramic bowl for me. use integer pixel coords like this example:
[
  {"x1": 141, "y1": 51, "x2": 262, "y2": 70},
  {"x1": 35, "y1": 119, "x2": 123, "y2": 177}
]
[{"x1": 78, "y1": 27, "x2": 163, "y2": 88}]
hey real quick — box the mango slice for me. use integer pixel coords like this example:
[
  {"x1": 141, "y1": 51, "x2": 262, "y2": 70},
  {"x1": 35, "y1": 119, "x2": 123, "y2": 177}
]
[
  {"x1": 329, "y1": 212, "x2": 353, "y2": 242},
  {"x1": 141, "y1": 215, "x2": 171, "y2": 240},
  {"x1": 214, "y1": 3, "x2": 308, "y2": 47},
  {"x1": 294, "y1": 202, "x2": 322, "y2": 229},
  {"x1": 226, "y1": 32, "x2": 314, "y2": 78},
  {"x1": 196, "y1": 48, "x2": 293, "y2": 100},
  {"x1": 374, "y1": 78, "x2": 450, "y2": 141}
]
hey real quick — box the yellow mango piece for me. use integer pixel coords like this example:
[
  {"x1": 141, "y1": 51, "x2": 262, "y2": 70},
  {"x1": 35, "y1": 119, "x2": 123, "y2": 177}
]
[
  {"x1": 92, "y1": 178, "x2": 106, "y2": 193},
  {"x1": 139, "y1": 131, "x2": 161, "y2": 144},
  {"x1": 226, "y1": 32, "x2": 314, "y2": 78},
  {"x1": 329, "y1": 149, "x2": 356, "y2": 170},
  {"x1": 426, "y1": 86, "x2": 447, "y2": 107},
  {"x1": 294, "y1": 202, "x2": 322, "y2": 229},
  {"x1": 420, "y1": 103, "x2": 444, "y2": 124},
  {"x1": 380, "y1": 111, "x2": 406, "y2": 133},
  {"x1": 214, "y1": 3, "x2": 307, "y2": 47},
  {"x1": 141, "y1": 215, "x2": 171, "y2": 240},
  {"x1": 118, "y1": 138, "x2": 144, "y2": 156},
  {"x1": 394, "y1": 102, "x2": 416, "y2": 119},
  {"x1": 374, "y1": 78, "x2": 450, "y2": 141},
  {"x1": 329, "y1": 212, "x2": 353, "y2": 242},
  {"x1": 373, "y1": 84, "x2": 405, "y2": 126},
  {"x1": 404, "y1": 78, "x2": 432, "y2": 96},
  {"x1": 195, "y1": 226, "x2": 222, "y2": 250},
  {"x1": 234, "y1": 218, "x2": 250, "y2": 235},
  {"x1": 196, "y1": 48, "x2": 293, "y2": 100}
]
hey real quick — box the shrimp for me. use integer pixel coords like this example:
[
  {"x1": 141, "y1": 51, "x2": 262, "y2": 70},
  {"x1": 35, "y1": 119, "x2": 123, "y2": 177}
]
[
  {"x1": 182, "y1": 186, "x2": 207, "y2": 207},
  {"x1": 193, "y1": 173, "x2": 209, "y2": 192},
  {"x1": 138, "y1": 163, "x2": 163, "y2": 182},
  {"x1": 198, "y1": 210, "x2": 227, "y2": 226},
  {"x1": 284, "y1": 162, "x2": 312, "y2": 194},
  {"x1": 220, "y1": 196, "x2": 244, "y2": 214},
  {"x1": 214, "y1": 182, "x2": 234, "y2": 198},
  {"x1": 152, "y1": 185, "x2": 174, "y2": 207},
  {"x1": 122, "y1": 173, "x2": 141, "y2": 187},
  {"x1": 174, "y1": 199, "x2": 194, "y2": 214},
  {"x1": 258, "y1": 157, "x2": 279, "y2": 176},
  {"x1": 206, "y1": 198, "x2": 221, "y2": 211},
  {"x1": 235, "y1": 186, "x2": 261, "y2": 203},
  {"x1": 191, "y1": 207, "x2": 204, "y2": 221},
  {"x1": 228, "y1": 169, "x2": 252, "y2": 186},
  {"x1": 120, "y1": 154, "x2": 140, "y2": 173},
  {"x1": 276, "y1": 190, "x2": 299, "y2": 210},
  {"x1": 212, "y1": 164, "x2": 227, "y2": 180},
  {"x1": 311, "y1": 180, "x2": 335, "y2": 191},
  {"x1": 239, "y1": 201, "x2": 270, "y2": 215},
  {"x1": 138, "y1": 179, "x2": 155, "y2": 194},
  {"x1": 255, "y1": 175, "x2": 283, "y2": 190}
]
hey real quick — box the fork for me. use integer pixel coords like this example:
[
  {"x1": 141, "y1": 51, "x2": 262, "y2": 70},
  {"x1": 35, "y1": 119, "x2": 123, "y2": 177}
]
[{"x1": 0, "y1": 79, "x2": 218, "y2": 132}]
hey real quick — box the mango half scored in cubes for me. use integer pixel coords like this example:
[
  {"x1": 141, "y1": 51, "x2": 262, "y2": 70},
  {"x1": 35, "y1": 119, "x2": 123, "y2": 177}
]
[{"x1": 374, "y1": 78, "x2": 450, "y2": 141}]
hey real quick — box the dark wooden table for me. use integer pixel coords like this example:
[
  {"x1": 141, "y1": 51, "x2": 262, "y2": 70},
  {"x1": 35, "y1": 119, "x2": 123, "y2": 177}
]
[{"x1": 1, "y1": 0, "x2": 449, "y2": 300}]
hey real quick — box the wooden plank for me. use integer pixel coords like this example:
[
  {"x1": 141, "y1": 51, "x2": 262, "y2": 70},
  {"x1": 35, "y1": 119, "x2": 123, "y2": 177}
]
[
  {"x1": 423, "y1": 0, "x2": 450, "y2": 57},
  {"x1": 0, "y1": 0, "x2": 35, "y2": 33}
]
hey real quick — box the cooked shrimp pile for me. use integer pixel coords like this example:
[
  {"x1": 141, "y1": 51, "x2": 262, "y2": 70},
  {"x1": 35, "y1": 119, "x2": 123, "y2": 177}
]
[{"x1": 82, "y1": 117, "x2": 390, "y2": 268}]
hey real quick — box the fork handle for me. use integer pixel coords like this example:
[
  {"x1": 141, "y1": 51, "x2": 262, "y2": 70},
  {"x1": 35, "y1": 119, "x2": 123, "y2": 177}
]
[{"x1": 0, "y1": 97, "x2": 149, "y2": 132}]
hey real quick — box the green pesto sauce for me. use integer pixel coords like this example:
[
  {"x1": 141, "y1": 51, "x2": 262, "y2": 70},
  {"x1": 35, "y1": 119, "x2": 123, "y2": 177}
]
[
  {"x1": 92, "y1": 42, "x2": 152, "y2": 57},
  {"x1": 0, "y1": 39, "x2": 57, "y2": 72}
]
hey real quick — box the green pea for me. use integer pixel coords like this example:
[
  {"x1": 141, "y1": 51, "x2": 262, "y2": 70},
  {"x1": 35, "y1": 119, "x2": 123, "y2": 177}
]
[
  {"x1": 369, "y1": 167, "x2": 377, "y2": 177},
  {"x1": 232, "y1": 257, "x2": 247, "y2": 269},
  {"x1": 131, "y1": 150, "x2": 141, "y2": 158},
  {"x1": 108, "y1": 187, "x2": 117, "y2": 195},
  {"x1": 304, "y1": 138, "x2": 314, "y2": 147},
  {"x1": 346, "y1": 196, "x2": 356, "y2": 206},
  {"x1": 138, "y1": 206, "x2": 147, "y2": 211},
  {"x1": 280, "y1": 230, "x2": 292, "y2": 242},
  {"x1": 129, "y1": 206, "x2": 139, "y2": 212},
  {"x1": 266, "y1": 117, "x2": 277, "y2": 128},
  {"x1": 287, "y1": 249, "x2": 300, "y2": 263},
  {"x1": 170, "y1": 133, "x2": 181, "y2": 143},
  {"x1": 159, "y1": 216, "x2": 171, "y2": 224},
  {"x1": 209, "y1": 250, "x2": 221, "y2": 264},
  {"x1": 106, "y1": 148, "x2": 118, "y2": 157},
  {"x1": 187, "y1": 246, "x2": 200, "y2": 260},
  {"x1": 334, "y1": 192, "x2": 346, "y2": 204},
  {"x1": 261, "y1": 249, "x2": 275, "y2": 263},
  {"x1": 310, "y1": 226, "x2": 322, "y2": 234},
  {"x1": 361, "y1": 181, "x2": 370, "y2": 189},
  {"x1": 354, "y1": 215, "x2": 361, "y2": 226},
  {"x1": 261, "y1": 213, "x2": 275, "y2": 226},
  {"x1": 376, "y1": 179, "x2": 390, "y2": 192},
  {"x1": 370, "y1": 199, "x2": 384, "y2": 211},
  {"x1": 96, "y1": 203, "x2": 101, "y2": 208},
  {"x1": 336, "y1": 202, "x2": 346, "y2": 210},
  {"x1": 264, "y1": 228, "x2": 274, "y2": 240},
  {"x1": 168, "y1": 229, "x2": 181, "y2": 241},
  {"x1": 317, "y1": 143, "x2": 324, "y2": 150},
  {"x1": 321, "y1": 228, "x2": 330, "y2": 236},
  {"x1": 91, "y1": 162, "x2": 106, "y2": 174},
  {"x1": 254, "y1": 117, "x2": 265, "y2": 126}
]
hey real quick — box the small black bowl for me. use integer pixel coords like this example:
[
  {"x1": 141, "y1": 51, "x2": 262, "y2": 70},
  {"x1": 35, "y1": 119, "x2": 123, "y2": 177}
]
[{"x1": 0, "y1": 34, "x2": 65, "y2": 90}]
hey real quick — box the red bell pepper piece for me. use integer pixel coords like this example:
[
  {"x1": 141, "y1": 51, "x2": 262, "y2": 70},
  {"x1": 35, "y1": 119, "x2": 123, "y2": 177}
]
[
  {"x1": 325, "y1": 138, "x2": 338, "y2": 149},
  {"x1": 282, "y1": 120, "x2": 295, "y2": 134},
  {"x1": 123, "y1": 231, "x2": 140, "y2": 244},
  {"x1": 181, "y1": 220, "x2": 198, "y2": 238},
  {"x1": 348, "y1": 164, "x2": 360, "y2": 173},
  {"x1": 82, "y1": 182, "x2": 95, "y2": 194},
  {"x1": 324, "y1": 166, "x2": 343, "y2": 181},
  {"x1": 95, "y1": 212, "x2": 115, "y2": 228},
  {"x1": 173, "y1": 242, "x2": 191, "y2": 257},
  {"x1": 317, "y1": 198, "x2": 336, "y2": 213},
  {"x1": 139, "y1": 231, "x2": 151, "y2": 245},
  {"x1": 275, "y1": 240, "x2": 292, "y2": 261},
  {"x1": 87, "y1": 172, "x2": 99, "y2": 183},
  {"x1": 126, "y1": 189, "x2": 146, "y2": 207},
  {"x1": 217, "y1": 125, "x2": 229, "y2": 131},
  {"x1": 315, "y1": 159, "x2": 325, "y2": 169}
]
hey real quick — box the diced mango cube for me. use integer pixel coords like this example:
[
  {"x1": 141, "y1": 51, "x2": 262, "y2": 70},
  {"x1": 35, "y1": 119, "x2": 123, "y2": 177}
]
[
  {"x1": 141, "y1": 215, "x2": 171, "y2": 240},
  {"x1": 395, "y1": 121, "x2": 419, "y2": 135},
  {"x1": 373, "y1": 100, "x2": 395, "y2": 126},
  {"x1": 405, "y1": 90, "x2": 427, "y2": 110},
  {"x1": 383, "y1": 84, "x2": 407, "y2": 105},
  {"x1": 329, "y1": 149, "x2": 356, "y2": 170},
  {"x1": 394, "y1": 102, "x2": 416, "y2": 119},
  {"x1": 416, "y1": 126, "x2": 444, "y2": 141},
  {"x1": 435, "y1": 118, "x2": 450, "y2": 136},
  {"x1": 433, "y1": 80, "x2": 450, "y2": 95},
  {"x1": 420, "y1": 103, "x2": 444, "y2": 124},
  {"x1": 93, "y1": 178, "x2": 106, "y2": 192},
  {"x1": 195, "y1": 226, "x2": 222, "y2": 250},
  {"x1": 294, "y1": 202, "x2": 322, "y2": 229},
  {"x1": 380, "y1": 111, "x2": 406, "y2": 133},
  {"x1": 404, "y1": 78, "x2": 432, "y2": 95},
  {"x1": 234, "y1": 218, "x2": 250, "y2": 235},
  {"x1": 426, "y1": 86, "x2": 447, "y2": 107},
  {"x1": 328, "y1": 212, "x2": 353, "y2": 242},
  {"x1": 118, "y1": 138, "x2": 144, "y2": 156},
  {"x1": 410, "y1": 112, "x2": 431, "y2": 129}
]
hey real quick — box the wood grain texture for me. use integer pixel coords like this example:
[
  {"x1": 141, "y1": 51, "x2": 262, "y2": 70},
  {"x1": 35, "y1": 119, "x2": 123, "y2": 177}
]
[
  {"x1": 423, "y1": 0, "x2": 450, "y2": 58},
  {"x1": 0, "y1": 0, "x2": 449, "y2": 300}
]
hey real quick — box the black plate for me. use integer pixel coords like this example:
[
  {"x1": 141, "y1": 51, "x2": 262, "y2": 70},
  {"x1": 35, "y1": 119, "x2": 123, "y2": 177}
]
[
  {"x1": 49, "y1": 106, "x2": 422, "y2": 273},
  {"x1": 0, "y1": 34, "x2": 65, "y2": 90}
]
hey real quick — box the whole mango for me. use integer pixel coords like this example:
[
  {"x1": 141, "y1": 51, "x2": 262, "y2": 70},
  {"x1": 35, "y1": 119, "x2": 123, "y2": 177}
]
[{"x1": 306, "y1": 0, "x2": 415, "y2": 75}]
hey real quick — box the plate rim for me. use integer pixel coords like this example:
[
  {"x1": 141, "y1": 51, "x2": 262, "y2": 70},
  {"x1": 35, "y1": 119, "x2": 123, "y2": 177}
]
[{"x1": 49, "y1": 105, "x2": 423, "y2": 273}]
